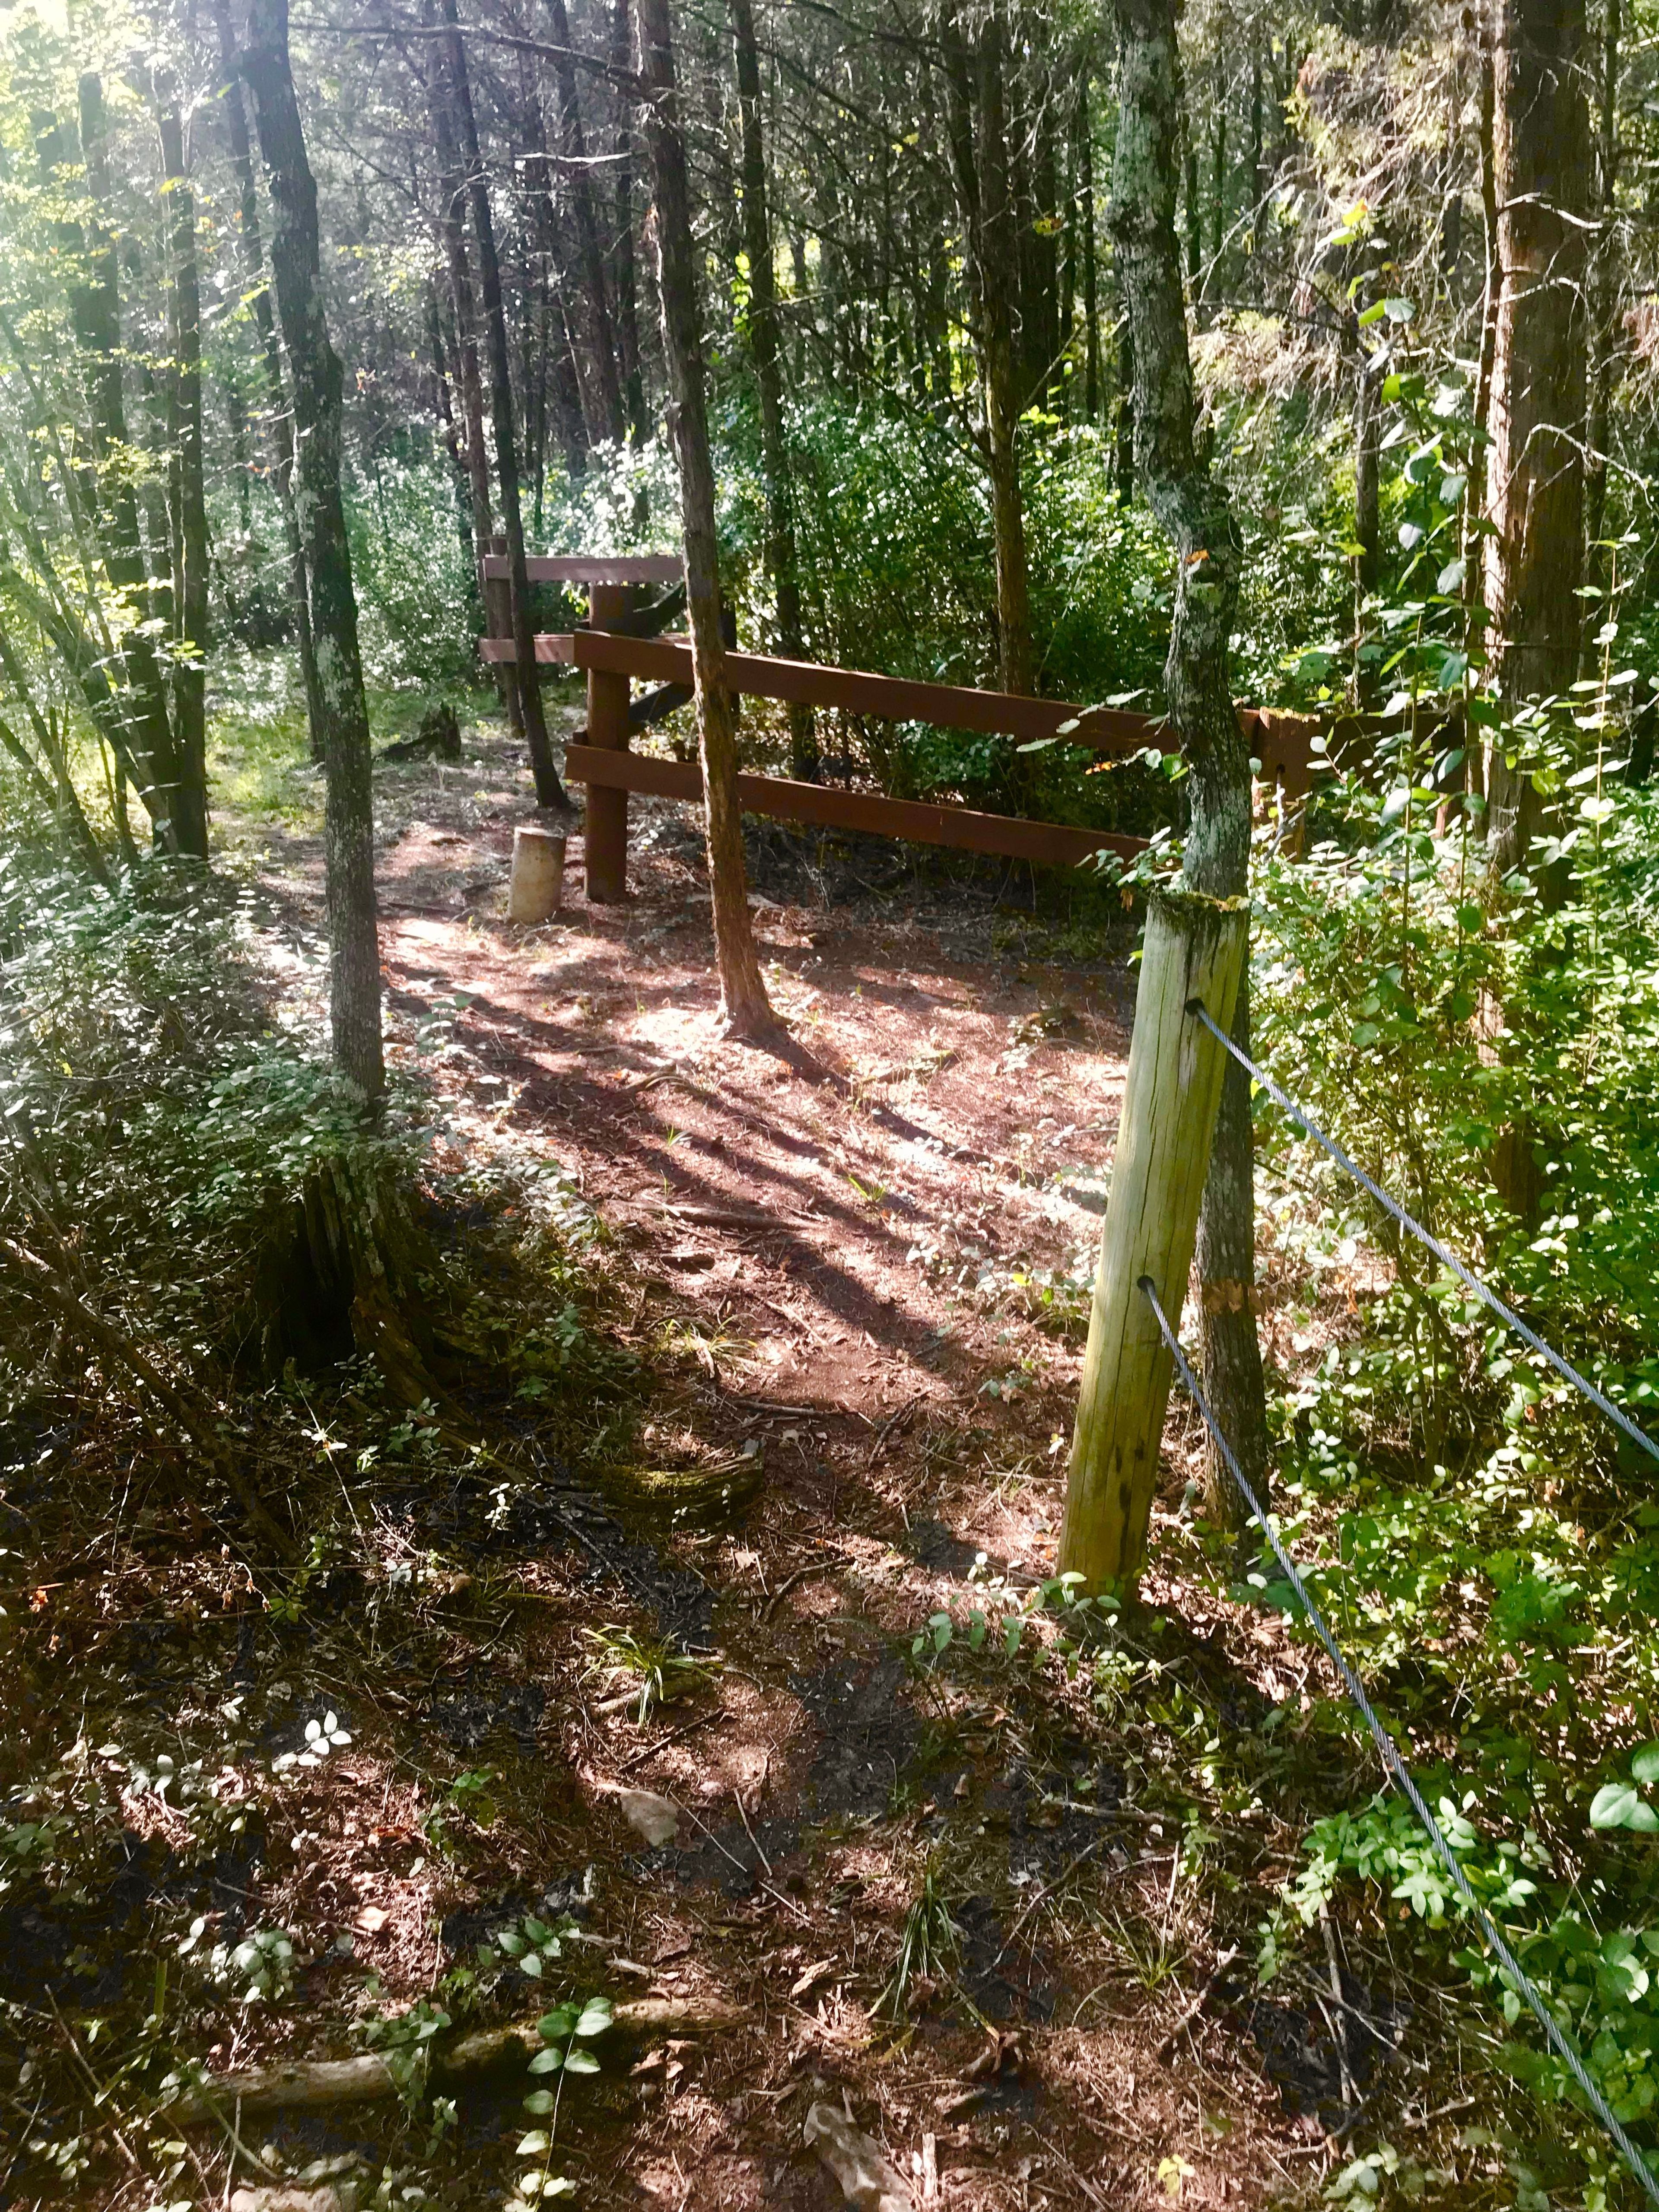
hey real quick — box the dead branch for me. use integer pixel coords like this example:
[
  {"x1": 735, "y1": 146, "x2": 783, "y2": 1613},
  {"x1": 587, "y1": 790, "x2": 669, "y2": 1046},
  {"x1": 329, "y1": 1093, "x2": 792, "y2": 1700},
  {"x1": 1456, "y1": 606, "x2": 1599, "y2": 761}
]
[{"x1": 167, "y1": 1996, "x2": 751, "y2": 2120}]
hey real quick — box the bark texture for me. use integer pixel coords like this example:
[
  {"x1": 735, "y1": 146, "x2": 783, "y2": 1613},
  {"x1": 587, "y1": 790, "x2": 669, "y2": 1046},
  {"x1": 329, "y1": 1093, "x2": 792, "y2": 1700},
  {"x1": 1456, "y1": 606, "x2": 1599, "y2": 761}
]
[
  {"x1": 1109, "y1": 0, "x2": 1268, "y2": 1506},
  {"x1": 214, "y1": 0, "x2": 321, "y2": 748},
  {"x1": 732, "y1": 0, "x2": 815, "y2": 778},
  {"x1": 439, "y1": 0, "x2": 567, "y2": 807},
  {"x1": 1481, "y1": 0, "x2": 1591, "y2": 878},
  {"x1": 638, "y1": 0, "x2": 776, "y2": 1038},
  {"x1": 157, "y1": 88, "x2": 210, "y2": 860},
  {"x1": 242, "y1": 0, "x2": 385, "y2": 1104}
]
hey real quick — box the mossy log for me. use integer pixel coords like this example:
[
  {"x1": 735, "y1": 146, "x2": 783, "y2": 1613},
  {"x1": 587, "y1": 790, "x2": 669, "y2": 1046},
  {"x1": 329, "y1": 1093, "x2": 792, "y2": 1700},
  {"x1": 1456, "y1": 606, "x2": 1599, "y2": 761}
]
[{"x1": 598, "y1": 1451, "x2": 763, "y2": 1530}]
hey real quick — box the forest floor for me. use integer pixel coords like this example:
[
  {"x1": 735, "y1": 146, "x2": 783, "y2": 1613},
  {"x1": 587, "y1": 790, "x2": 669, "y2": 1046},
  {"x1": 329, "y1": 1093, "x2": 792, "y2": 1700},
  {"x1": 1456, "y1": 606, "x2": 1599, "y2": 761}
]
[{"x1": 0, "y1": 701, "x2": 1520, "y2": 2212}]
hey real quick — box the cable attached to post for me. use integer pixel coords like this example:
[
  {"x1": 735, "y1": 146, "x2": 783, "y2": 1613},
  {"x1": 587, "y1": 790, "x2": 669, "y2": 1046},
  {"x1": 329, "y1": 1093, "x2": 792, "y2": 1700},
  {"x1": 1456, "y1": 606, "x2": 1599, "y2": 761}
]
[
  {"x1": 1186, "y1": 997, "x2": 1659, "y2": 1468},
  {"x1": 1139, "y1": 1274, "x2": 1659, "y2": 2206}
]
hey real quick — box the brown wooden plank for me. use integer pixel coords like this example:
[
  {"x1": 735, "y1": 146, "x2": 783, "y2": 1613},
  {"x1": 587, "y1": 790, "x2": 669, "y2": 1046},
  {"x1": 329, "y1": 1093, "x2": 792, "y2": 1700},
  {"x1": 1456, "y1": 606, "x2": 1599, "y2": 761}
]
[
  {"x1": 569, "y1": 631, "x2": 1163, "y2": 751},
  {"x1": 480, "y1": 554, "x2": 683, "y2": 585},
  {"x1": 563, "y1": 743, "x2": 1146, "y2": 868}
]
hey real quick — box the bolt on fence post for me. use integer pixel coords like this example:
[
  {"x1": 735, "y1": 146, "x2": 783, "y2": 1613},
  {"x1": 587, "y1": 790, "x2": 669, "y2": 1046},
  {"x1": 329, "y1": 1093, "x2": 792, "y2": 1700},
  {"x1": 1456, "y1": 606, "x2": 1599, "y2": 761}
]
[{"x1": 1058, "y1": 887, "x2": 1247, "y2": 1595}]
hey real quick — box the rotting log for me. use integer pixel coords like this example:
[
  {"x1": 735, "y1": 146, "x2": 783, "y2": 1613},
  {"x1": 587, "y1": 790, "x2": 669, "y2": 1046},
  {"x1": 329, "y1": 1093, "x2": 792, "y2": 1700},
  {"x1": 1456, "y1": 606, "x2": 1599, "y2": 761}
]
[
  {"x1": 1058, "y1": 888, "x2": 1246, "y2": 1594},
  {"x1": 167, "y1": 1997, "x2": 750, "y2": 2120}
]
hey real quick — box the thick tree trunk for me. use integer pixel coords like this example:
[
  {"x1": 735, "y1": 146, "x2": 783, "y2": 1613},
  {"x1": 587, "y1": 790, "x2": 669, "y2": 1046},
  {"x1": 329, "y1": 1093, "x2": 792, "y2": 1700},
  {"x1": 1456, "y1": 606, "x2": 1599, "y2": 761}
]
[
  {"x1": 1481, "y1": 0, "x2": 1591, "y2": 879},
  {"x1": 637, "y1": 0, "x2": 776, "y2": 1039},
  {"x1": 1110, "y1": 0, "x2": 1268, "y2": 1503},
  {"x1": 156, "y1": 89, "x2": 210, "y2": 861},
  {"x1": 731, "y1": 0, "x2": 815, "y2": 779},
  {"x1": 439, "y1": 0, "x2": 568, "y2": 807},
  {"x1": 242, "y1": 0, "x2": 385, "y2": 1106},
  {"x1": 431, "y1": 96, "x2": 496, "y2": 565},
  {"x1": 425, "y1": 277, "x2": 477, "y2": 559},
  {"x1": 1195, "y1": 970, "x2": 1269, "y2": 1530},
  {"x1": 214, "y1": 0, "x2": 321, "y2": 750},
  {"x1": 73, "y1": 73, "x2": 179, "y2": 844},
  {"x1": 546, "y1": 0, "x2": 626, "y2": 443}
]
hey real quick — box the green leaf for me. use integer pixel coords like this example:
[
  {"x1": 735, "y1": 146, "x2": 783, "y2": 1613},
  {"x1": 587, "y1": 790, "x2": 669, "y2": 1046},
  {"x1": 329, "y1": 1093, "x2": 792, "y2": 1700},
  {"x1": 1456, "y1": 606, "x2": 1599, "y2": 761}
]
[
  {"x1": 1384, "y1": 295, "x2": 1416, "y2": 323},
  {"x1": 574, "y1": 1997, "x2": 614, "y2": 2037},
  {"x1": 522, "y1": 2091, "x2": 556, "y2": 2115},
  {"x1": 520, "y1": 1951, "x2": 543, "y2": 1976},
  {"x1": 516, "y1": 2133, "x2": 550, "y2": 2156},
  {"x1": 539, "y1": 2007, "x2": 579, "y2": 2040},
  {"x1": 563, "y1": 2048, "x2": 601, "y2": 2075},
  {"x1": 1589, "y1": 1783, "x2": 1659, "y2": 1831},
  {"x1": 1631, "y1": 1745, "x2": 1659, "y2": 1787},
  {"x1": 1356, "y1": 300, "x2": 1387, "y2": 327},
  {"x1": 528, "y1": 2048, "x2": 564, "y2": 2074}
]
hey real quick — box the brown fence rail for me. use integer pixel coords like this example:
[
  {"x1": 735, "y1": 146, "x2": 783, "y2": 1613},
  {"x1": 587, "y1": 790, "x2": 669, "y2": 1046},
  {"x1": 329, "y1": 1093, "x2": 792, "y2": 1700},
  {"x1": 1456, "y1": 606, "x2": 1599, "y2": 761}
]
[{"x1": 476, "y1": 555, "x2": 1330, "y2": 900}]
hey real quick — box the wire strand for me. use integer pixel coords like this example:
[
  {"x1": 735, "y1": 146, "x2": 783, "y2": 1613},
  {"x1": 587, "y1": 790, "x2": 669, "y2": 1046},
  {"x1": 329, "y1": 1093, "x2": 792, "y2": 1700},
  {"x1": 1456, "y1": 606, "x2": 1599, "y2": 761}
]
[
  {"x1": 1139, "y1": 1275, "x2": 1659, "y2": 2203},
  {"x1": 1187, "y1": 998, "x2": 1659, "y2": 1467}
]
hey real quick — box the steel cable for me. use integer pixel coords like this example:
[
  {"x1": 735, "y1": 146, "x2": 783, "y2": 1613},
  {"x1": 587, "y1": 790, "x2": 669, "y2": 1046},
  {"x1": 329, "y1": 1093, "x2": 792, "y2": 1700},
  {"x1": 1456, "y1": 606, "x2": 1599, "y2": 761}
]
[{"x1": 1140, "y1": 1275, "x2": 1659, "y2": 2203}]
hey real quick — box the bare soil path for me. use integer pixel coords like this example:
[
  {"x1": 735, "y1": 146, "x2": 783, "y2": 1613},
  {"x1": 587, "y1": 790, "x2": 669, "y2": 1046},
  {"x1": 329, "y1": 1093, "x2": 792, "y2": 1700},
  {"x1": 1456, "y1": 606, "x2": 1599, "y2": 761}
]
[{"x1": 154, "y1": 715, "x2": 1428, "y2": 2209}]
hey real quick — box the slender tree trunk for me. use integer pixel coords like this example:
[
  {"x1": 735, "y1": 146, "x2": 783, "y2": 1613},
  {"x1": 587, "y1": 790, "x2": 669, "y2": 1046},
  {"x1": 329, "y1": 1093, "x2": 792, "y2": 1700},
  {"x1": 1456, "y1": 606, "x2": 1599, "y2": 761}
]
[
  {"x1": 1481, "y1": 0, "x2": 1591, "y2": 879},
  {"x1": 613, "y1": 0, "x2": 648, "y2": 442},
  {"x1": 1583, "y1": 0, "x2": 1620, "y2": 612},
  {"x1": 1115, "y1": 297, "x2": 1135, "y2": 502},
  {"x1": 731, "y1": 0, "x2": 815, "y2": 778},
  {"x1": 439, "y1": 0, "x2": 566, "y2": 809},
  {"x1": 1353, "y1": 308, "x2": 1380, "y2": 598},
  {"x1": 156, "y1": 88, "x2": 210, "y2": 861},
  {"x1": 74, "y1": 73, "x2": 179, "y2": 845},
  {"x1": 426, "y1": 276, "x2": 476, "y2": 558},
  {"x1": 1111, "y1": 0, "x2": 1268, "y2": 1509},
  {"x1": 546, "y1": 0, "x2": 626, "y2": 442},
  {"x1": 214, "y1": 0, "x2": 322, "y2": 753},
  {"x1": 976, "y1": 10, "x2": 1034, "y2": 694},
  {"x1": 431, "y1": 97, "x2": 496, "y2": 564},
  {"x1": 637, "y1": 0, "x2": 775, "y2": 1038},
  {"x1": 1081, "y1": 78, "x2": 1100, "y2": 421},
  {"x1": 242, "y1": 0, "x2": 385, "y2": 1105}
]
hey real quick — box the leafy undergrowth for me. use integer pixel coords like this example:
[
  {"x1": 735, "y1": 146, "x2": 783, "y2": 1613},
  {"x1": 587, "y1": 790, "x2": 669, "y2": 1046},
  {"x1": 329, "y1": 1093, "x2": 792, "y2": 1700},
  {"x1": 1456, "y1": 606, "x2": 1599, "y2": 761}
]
[{"x1": 6, "y1": 729, "x2": 1659, "y2": 2212}]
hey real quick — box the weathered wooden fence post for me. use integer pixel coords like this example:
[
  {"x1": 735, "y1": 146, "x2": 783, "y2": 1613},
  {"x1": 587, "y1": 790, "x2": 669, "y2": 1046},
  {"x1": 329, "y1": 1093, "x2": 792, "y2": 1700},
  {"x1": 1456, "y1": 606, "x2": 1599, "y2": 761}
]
[
  {"x1": 584, "y1": 581, "x2": 634, "y2": 900},
  {"x1": 1058, "y1": 888, "x2": 1248, "y2": 1595},
  {"x1": 484, "y1": 533, "x2": 523, "y2": 736}
]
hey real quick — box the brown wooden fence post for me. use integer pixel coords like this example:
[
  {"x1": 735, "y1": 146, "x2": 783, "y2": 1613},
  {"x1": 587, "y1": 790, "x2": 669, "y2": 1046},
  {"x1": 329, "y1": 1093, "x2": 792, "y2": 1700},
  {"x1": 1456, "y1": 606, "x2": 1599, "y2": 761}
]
[
  {"x1": 584, "y1": 581, "x2": 633, "y2": 900},
  {"x1": 484, "y1": 532, "x2": 523, "y2": 735}
]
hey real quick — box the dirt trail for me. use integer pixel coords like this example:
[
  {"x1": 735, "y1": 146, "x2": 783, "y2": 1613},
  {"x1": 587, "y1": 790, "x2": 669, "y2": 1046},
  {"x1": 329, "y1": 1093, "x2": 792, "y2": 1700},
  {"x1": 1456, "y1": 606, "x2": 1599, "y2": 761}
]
[{"x1": 135, "y1": 721, "x2": 1400, "y2": 2208}]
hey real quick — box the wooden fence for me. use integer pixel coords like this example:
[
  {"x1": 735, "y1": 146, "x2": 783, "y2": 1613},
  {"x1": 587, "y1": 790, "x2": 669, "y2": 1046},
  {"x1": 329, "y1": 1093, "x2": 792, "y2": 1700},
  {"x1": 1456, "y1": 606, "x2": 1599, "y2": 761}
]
[{"x1": 479, "y1": 552, "x2": 1328, "y2": 900}]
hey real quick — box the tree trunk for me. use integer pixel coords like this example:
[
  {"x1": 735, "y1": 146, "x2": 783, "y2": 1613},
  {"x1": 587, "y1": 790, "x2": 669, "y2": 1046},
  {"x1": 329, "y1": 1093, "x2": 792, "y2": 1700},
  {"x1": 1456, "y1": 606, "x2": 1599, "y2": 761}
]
[
  {"x1": 214, "y1": 0, "x2": 322, "y2": 752},
  {"x1": 439, "y1": 0, "x2": 567, "y2": 809},
  {"x1": 242, "y1": 0, "x2": 385, "y2": 1106},
  {"x1": 731, "y1": 0, "x2": 816, "y2": 778},
  {"x1": 156, "y1": 88, "x2": 210, "y2": 861},
  {"x1": 1481, "y1": 0, "x2": 1591, "y2": 879},
  {"x1": 975, "y1": 10, "x2": 1034, "y2": 695},
  {"x1": 1195, "y1": 970, "x2": 1269, "y2": 1531},
  {"x1": 1583, "y1": 0, "x2": 1619, "y2": 616},
  {"x1": 546, "y1": 0, "x2": 626, "y2": 443},
  {"x1": 637, "y1": 0, "x2": 776, "y2": 1039},
  {"x1": 73, "y1": 73, "x2": 180, "y2": 845},
  {"x1": 1080, "y1": 78, "x2": 1100, "y2": 421},
  {"x1": 431, "y1": 95, "x2": 496, "y2": 566},
  {"x1": 426, "y1": 276, "x2": 477, "y2": 559},
  {"x1": 1110, "y1": 0, "x2": 1269, "y2": 1505},
  {"x1": 613, "y1": 0, "x2": 648, "y2": 443}
]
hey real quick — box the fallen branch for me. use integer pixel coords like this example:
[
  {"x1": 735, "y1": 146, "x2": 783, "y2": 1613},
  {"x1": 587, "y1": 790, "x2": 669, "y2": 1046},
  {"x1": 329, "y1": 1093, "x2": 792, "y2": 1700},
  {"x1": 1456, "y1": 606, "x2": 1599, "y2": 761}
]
[{"x1": 168, "y1": 1996, "x2": 750, "y2": 2120}]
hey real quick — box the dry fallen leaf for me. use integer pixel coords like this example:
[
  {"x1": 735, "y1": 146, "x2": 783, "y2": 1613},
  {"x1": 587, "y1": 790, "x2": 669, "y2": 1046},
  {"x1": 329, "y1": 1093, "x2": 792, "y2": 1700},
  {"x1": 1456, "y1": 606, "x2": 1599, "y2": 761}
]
[
  {"x1": 354, "y1": 1906, "x2": 389, "y2": 1935},
  {"x1": 594, "y1": 1783, "x2": 681, "y2": 1847}
]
